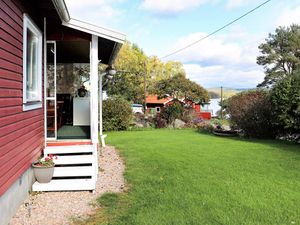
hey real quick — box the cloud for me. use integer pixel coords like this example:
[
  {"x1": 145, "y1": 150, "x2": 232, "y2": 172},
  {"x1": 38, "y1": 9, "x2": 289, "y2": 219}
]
[
  {"x1": 64, "y1": 0, "x2": 123, "y2": 26},
  {"x1": 184, "y1": 64, "x2": 264, "y2": 88},
  {"x1": 226, "y1": 0, "x2": 263, "y2": 9},
  {"x1": 166, "y1": 31, "x2": 261, "y2": 67},
  {"x1": 141, "y1": 0, "x2": 208, "y2": 15},
  {"x1": 275, "y1": 5, "x2": 300, "y2": 27},
  {"x1": 163, "y1": 29, "x2": 265, "y2": 88},
  {"x1": 226, "y1": 0, "x2": 248, "y2": 9}
]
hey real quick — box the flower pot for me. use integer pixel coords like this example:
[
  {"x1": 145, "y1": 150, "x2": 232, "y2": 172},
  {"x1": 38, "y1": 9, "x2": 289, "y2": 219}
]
[{"x1": 32, "y1": 164, "x2": 55, "y2": 183}]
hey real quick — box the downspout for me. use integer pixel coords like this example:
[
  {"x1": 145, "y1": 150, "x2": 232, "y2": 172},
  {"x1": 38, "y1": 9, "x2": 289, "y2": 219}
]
[{"x1": 52, "y1": 0, "x2": 71, "y2": 23}]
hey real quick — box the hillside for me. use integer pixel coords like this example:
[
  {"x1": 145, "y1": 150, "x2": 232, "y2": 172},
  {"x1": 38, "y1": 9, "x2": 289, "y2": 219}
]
[{"x1": 207, "y1": 87, "x2": 246, "y2": 99}]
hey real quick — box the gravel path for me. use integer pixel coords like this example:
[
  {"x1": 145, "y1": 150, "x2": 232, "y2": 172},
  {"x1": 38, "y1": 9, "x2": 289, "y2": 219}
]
[{"x1": 10, "y1": 145, "x2": 125, "y2": 225}]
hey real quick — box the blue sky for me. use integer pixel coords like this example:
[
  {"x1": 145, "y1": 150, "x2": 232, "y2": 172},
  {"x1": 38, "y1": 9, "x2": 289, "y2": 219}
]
[{"x1": 65, "y1": 0, "x2": 300, "y2": 88}]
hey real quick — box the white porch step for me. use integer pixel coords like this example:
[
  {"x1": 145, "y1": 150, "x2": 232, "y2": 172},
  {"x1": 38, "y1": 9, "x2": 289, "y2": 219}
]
[
  {"x1": 32, "y1": 144, "x2": 98, "y2": 192},
  {"x1": 32, "y1": 179, "x2": 95, "y2": 191},
  {"x1": 54, "y1": 155, "x2": 94, "y2": 165},
  {"x1": 44, "y1": 145, "x2": 93, "y2": 155},
  {"x1": 53, "y1": 166, "x2": 94, "y2": 177}
]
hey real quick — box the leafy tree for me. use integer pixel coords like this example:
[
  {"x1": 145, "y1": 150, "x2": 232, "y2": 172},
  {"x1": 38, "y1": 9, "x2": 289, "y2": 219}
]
[
  {"x1": 104, "y1": 41, "x2": 187, "y2": 103},
  {"x1": 257, "y1": 24, "x2": 300, "y2": 87},
  {"x1": 106, "y1": 42, "x2": 146, "y2": 103},
  {"x1": 154, "y1": 73, "x2": 209, "y2": 103},
  {"x1": 227, "y1": 90, "x2": 275, "y2": 138},
  {"x1": 270, "y1": 71, "x2": 300, "y2": 133}
]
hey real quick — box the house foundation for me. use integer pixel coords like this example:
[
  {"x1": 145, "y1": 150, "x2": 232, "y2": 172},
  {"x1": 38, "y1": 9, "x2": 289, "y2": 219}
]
[{"x1": 0, "y1": 168, "x2": 34, "y2": 225}]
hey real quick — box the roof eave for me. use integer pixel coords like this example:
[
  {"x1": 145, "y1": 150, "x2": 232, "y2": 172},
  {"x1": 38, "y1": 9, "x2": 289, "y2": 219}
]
[
  {"x1": 51, "y1": 0, "x2": 126, "y2": 65},
  {"x1": 62, "y1": 18, "x2": 126, "y2": 44},
  {"x1": 52, "y1": 0, "x2": 70, "y2": 22}
]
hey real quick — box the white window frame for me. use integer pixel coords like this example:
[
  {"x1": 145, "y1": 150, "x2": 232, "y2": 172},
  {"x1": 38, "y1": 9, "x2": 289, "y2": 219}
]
[
  {"x1": 156, "y1": 107, "x2": 161, "y2": 113},
  {"x1": 23, "y1": 14, "x2": 43, "y2": 111}
]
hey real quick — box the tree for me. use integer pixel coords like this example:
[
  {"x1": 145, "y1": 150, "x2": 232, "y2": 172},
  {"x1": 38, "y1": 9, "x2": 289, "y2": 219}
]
[
  {"x1": 257, "y1": 24, "x2": 300, "y2": 87},
  {"x1": 270, "y1": 71, "x2": 300, "y2": 133},
  {"x1": 105, "y1": 42, "x2": 147, "y2": 103},
  {"x1": 105, "y1": 41, "x2": 187, "y2": 103},
  {"x1": 227, "y1": 90, "x2": 275, "y2": 138},
  {"x1": 154, "y1": 73, "x2": 209, "y2": 103}
]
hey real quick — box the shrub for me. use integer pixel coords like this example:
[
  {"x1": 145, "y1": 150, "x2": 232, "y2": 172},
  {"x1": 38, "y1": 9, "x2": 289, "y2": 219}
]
[
  {"x1": 153, "y1": 114, "x2": 167, "y2": 128},
  {"x1": 270, "y1": 73, "x2": 300, "y2": 134},
  {"x1": 181, "y1": 108, "x2": 198, "y2": 123},
  {"x1": 196, "y1": 121, "x2": 215, "y2": 133},
  {"x1": 103, "y1": 96, "x2": 132, "y2": 131},
  {"x1": 160, "y1": 101, "x2": 184, "y2": 124},
  {"x1": 226, "y1": 90, "x2": 275, "y2": 138}
]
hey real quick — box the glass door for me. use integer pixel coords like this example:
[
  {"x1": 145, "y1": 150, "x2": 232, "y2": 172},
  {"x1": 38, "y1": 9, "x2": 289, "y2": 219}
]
[{"x1": 46, "y1": 41, "x2": 57, "y2": 139}]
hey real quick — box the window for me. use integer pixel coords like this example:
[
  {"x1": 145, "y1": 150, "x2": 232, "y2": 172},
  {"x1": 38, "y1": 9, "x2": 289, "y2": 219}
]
[
  {"x1": 156, "y1": 107, "x2": 161, "y2": 113},
  {"x1": 23, "y1": 14, "x2": 42, "y2": 111}
]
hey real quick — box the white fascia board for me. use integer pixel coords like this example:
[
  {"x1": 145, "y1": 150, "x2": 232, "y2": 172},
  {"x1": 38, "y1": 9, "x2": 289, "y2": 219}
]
[
  {"x1": 52, "y1": 0, "x2": 70, "y2": 22},
  {"x1": 62, "y1": 18, "x2": 126, "y2": 44}
]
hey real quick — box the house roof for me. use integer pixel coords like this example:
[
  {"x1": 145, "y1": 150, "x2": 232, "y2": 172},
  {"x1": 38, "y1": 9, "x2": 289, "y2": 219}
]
[
  {"x1": 51, "y1": 0, "x2": 126, "y2": 64},
  {"x1": 62, "y1": 19, "x2": 125, "y2": 44},
  {"x1": 146, "y1": 95, "x2": 174, "y2": 105}
]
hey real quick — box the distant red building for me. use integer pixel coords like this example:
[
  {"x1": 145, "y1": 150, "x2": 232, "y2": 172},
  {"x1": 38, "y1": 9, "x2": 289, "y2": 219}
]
[
  {"x1": 145, "y1": 95, "x2": 174, "y2": 114},
  {"x1": 146, "y1": 95, "x2": 212, "y2": 120},
  {"x1": 184, "y1": 100, "x2": 212, "y2": 120}
]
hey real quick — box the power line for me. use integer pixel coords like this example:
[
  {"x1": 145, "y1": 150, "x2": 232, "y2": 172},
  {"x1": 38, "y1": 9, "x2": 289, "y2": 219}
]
[{"x1": 160, "y1": 0, "x2": 272, "y2": 60}]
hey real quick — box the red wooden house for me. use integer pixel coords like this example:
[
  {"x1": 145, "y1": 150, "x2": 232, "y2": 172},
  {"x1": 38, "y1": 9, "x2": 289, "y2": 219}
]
[
  {"x1": 0, "y1": 0, "x2": 125, "y2": 223},
  {"x1": 185, "y1": 100, "x2": 212, "y2": 120},
  {"x1": 145, "y1": 95, "x2": 174, "y2": 114},
  {"x1": 146, "y1": 95, "x2": 211, "y2": 120}
]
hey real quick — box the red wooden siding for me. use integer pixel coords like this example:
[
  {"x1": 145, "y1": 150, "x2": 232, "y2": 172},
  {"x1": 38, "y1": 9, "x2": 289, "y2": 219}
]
[{"x1": 0, "y1": 0, "x2": 44, "y2": 196}]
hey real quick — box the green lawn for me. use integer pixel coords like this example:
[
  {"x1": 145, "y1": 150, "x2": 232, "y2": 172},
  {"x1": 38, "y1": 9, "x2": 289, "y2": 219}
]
[{"x1": 86, "y1": 129, "x2": 300, "y2": 225}]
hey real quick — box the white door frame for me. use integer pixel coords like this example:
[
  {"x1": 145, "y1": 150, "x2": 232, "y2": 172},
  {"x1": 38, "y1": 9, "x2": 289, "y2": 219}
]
[{"x1": 45, "y1": 41, "x2": 57, "y2": 141}]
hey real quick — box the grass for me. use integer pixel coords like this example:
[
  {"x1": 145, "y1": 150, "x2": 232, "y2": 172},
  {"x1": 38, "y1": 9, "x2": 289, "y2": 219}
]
[{"x1": 82, "y1": 129, "x2": 300, "y2": 225}]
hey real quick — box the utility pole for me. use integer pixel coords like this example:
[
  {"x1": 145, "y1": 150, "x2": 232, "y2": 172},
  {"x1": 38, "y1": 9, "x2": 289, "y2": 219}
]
[
  {"x1": 220, "y1": 86, "x2": 223, "y2": 119},
  {"x1": 144, "y1": 61, "x2": 147, "y2": 113}
]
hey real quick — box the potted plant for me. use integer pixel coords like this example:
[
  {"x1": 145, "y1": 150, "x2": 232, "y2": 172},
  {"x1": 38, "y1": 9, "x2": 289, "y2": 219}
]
[
  {"x1": 77, "y1": 85, "x2": 87, "y2": 97},
  {"x1": 32, "y1": 154, "x2": 57, "y2": 183}
]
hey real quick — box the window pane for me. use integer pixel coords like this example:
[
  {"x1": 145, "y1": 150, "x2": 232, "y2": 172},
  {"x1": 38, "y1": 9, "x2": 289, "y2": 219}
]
[
  {"x1": 47, "y1": 44, "x2": 55, "y2": 97},
  {"x1": 26, "y1": 28, "x2": 38, "y2": 100},
  {"x1": 47, "y1": 100, "x2": 55, "y2": 138}
]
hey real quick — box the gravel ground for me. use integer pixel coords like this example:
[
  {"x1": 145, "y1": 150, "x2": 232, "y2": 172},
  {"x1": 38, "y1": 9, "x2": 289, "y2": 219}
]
[{"x1": 10, "y1": 145, "x2": 125, "y2": 225}]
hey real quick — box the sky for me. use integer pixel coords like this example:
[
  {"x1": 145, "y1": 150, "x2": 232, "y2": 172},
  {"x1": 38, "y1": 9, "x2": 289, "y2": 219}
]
[{"x1": 64, "y1": 0, "x2": 300, "y2": 89}]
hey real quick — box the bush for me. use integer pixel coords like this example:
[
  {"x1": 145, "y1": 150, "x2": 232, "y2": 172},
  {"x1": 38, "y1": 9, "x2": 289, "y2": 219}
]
[
  {"x1": 103, "y1": 96, "x2": 132, "y2": 131},
  {"x1": 153, "y1": 114, "x2": 167, "y2": 128},
  {"x1": 160, "y1": 101, "x2": 184, "y2": 125},
  {"x1": 197, "y1": 122, "x2": 215, "y2": 133},
  {"x1": 270, "y1": 73, "x2": 300, "y2": 134},
  {"x1": 181, "y1": 108, "x2": 198, "y2": 123},
  {"x1": 226, "y1": 90, "x2": 275, "y2": 138}
]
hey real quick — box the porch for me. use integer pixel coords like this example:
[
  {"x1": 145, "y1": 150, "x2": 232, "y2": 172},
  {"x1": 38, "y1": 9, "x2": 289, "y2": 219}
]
[{"x1": 32, "y1": 1, "x2": 125, "y2": 192}]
